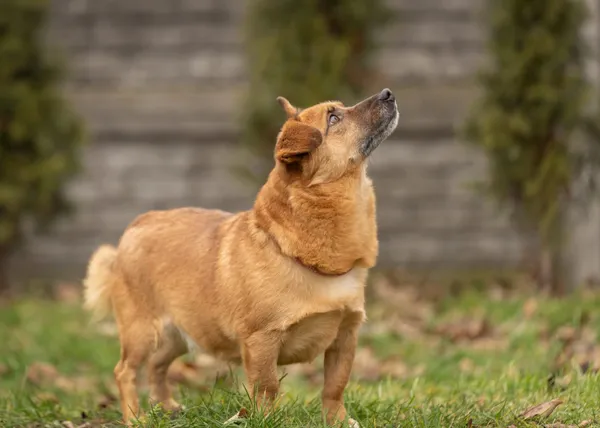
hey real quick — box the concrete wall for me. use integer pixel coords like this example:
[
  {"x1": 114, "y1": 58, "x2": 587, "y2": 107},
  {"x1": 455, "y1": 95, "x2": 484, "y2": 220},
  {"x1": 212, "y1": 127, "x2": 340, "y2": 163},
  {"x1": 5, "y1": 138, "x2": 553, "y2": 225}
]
[{"x1": 12, "y1": 0, "x2": 536, "y2": 280}]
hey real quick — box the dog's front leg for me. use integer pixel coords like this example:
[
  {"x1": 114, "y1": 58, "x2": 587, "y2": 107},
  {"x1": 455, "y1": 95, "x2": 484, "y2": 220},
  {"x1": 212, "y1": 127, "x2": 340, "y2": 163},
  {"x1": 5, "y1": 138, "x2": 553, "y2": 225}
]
[
  {"x1": 225, "y1": 330, "x2": 281, "y2": 424},
  {"x1": 322, "y1": 311, "x2": 363, "y2": 427},
  {"x1": 243, "y1": 330, "x2": 282, "y2": 410}
]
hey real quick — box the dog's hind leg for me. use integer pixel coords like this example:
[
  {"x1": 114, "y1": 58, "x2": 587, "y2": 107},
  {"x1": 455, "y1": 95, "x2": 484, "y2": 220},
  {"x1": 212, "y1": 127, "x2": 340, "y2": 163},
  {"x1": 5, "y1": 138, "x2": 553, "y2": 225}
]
[
  {"x1": 114, "y1": 323, "x2": 155, "y2": 424},
  {"x1": 148, "y1": 321, "x2": 188, "y2": 412},
  {"x1": 112, "y1": 285, "x2": 158, "y2": 425}
]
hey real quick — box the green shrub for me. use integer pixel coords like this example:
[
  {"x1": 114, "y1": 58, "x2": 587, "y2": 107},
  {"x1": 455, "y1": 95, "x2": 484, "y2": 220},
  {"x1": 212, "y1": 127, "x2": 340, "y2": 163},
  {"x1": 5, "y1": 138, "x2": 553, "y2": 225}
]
[
  {"x1": 0, "y1": 0, "x2": 85, "y2": 292},
  {"x1": 463, "y1": 0, "x2": 598, "y2": 292},
  {"x1": 239, "y1": 0, "x2": 392, "y2": 183}
]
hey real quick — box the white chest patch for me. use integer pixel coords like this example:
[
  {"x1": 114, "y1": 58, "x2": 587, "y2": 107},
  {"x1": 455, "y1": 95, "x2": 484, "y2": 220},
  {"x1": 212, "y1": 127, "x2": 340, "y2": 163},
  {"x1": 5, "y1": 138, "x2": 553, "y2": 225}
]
[{"x1": 319, "y1": 269, "x2": 364, "y2": 300}]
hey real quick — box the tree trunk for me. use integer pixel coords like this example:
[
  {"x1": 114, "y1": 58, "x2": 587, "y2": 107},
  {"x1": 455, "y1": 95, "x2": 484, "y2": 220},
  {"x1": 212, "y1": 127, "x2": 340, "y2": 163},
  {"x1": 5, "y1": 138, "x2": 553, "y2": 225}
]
[
  {"x1": 538, "y1": 246, "x2": 565, "y2": 296},
  {"x1": 0, "y1": 247, "x2": 10, "y2": 297}
]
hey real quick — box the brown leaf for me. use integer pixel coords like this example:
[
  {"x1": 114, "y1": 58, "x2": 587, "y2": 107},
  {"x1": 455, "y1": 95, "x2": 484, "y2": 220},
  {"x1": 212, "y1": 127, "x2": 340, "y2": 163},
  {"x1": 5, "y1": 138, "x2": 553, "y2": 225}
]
[
  {"x1": 25, "y1": 361, "x2": 95, "y2": 392},
  {"x1": 578, "y1": 421, "x2": 593, "y2": 427},
  {"x1": 0, "y1": 363, "x2": 8, "y2": 376},
  {"x1": 435, "y1": 317, "x2": 491, "y2": 342},
  {"x1": 61, "y1": 423, "x2": 92, "y2": 428},
  {"x1": 519, "y1": 398, "x2": 564, "y2": 419},
  {"x1": 283, "y1": 363, "x2": 320, "y2": 385},
  {"x1": 556, "y1": 326, "x2": 578, "y2": 343},
  {"x1": 370, "y1": 278, "x2": 434, "y2": 337},
  {"x1": 380, "y1": 360, "x2": 409, "y2": 379},
  {"x1": 459, "y1": 358, "x2": 475, "y2": 373},
  {"x1": 224, "y1": 408, "x2": 249, "y2": 424},
  {"x1": 543, "y1": 424, "x2": 577, "y2": 428},
  {"x1": 97, "y1": 392, "x2": 117, "y2": 409},
  {"x1": 352, "y1": 347, "x2": 381, "y2": 381},
  {"x1": 469, "y1": 337, "x2": 508, "y2": 352},
  {"x1": 54, "y1": 283, "x2": 82, "y2": 303},
  {"x1": 523, "y1": 298, "x2": 538, "y2": 319},
  {"x1": 26, "y1": 362, "x2": 59, "y2": 385},
  {"x1": 35, "y1": 392, "x2": 59, "y2": 404}
]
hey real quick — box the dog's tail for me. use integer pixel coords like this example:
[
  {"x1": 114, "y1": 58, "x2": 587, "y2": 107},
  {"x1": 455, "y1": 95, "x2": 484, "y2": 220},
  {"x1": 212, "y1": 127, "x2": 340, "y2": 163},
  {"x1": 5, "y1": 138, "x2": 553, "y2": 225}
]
[{"x1": 83, "y1": 244, "x2": 118, "y2": 321}]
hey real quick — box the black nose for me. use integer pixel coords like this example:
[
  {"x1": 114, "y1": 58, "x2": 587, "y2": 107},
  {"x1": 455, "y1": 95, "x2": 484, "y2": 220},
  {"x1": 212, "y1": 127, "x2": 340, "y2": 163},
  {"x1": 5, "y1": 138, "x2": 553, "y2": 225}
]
[{"x1": 378, "y1": 88, "x2": 394, "y2": 102}]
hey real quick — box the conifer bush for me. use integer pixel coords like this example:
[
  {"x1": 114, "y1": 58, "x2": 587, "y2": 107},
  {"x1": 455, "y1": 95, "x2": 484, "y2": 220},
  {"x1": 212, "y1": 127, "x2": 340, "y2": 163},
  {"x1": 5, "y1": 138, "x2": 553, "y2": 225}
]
[
  {"x1": 464, "y1": 0, "x2": 597, "y2": 292},
  {"x1": 0, "y1": 0, "x2": 85, "y2": 292},
  {"x1": 240, "y1": 0, "x2": 392, "y2": 183}
]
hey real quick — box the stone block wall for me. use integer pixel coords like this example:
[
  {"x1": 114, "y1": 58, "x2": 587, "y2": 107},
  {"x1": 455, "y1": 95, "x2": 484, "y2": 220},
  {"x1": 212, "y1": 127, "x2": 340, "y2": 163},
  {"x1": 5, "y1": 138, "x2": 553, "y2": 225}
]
[{"x1": 11, "y1": 0, "x2": 535, "y2": 280}]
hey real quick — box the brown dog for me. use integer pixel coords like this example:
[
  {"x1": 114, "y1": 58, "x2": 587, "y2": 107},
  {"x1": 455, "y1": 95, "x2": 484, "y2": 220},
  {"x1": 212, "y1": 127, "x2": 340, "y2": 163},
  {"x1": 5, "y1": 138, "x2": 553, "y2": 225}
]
[{"x1": 83, "y1": 89, "x2": 398, "y2": 426}]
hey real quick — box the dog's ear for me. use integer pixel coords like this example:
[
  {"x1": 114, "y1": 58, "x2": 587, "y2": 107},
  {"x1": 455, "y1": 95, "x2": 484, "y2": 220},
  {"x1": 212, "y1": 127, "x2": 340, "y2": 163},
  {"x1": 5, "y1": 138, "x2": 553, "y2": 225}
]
[
  {"x1": 275, "y1": 121, "x2": 322, "y2": 164},
  {"x1": 277, "y1": 96, "x2": 299, "y2": 119}
]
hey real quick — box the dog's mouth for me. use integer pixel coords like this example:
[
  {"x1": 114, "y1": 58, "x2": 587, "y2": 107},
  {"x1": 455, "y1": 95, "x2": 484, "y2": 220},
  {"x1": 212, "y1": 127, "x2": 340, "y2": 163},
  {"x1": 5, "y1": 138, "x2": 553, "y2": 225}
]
[{"x1": 360, "y1": 103, "x2": 399, "y2": 157}]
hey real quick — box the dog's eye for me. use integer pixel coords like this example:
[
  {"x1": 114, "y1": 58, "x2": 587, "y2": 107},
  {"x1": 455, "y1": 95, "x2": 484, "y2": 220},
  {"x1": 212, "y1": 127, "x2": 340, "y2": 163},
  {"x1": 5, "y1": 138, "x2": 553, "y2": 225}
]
[{"x1": 328, "y1": 114, "x2": 340, "y2": 126}]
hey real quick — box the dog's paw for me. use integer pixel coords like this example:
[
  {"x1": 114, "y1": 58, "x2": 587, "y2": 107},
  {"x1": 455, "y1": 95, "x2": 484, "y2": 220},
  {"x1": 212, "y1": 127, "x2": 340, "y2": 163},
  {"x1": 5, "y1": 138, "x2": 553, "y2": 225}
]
[{"x1": 348, "y1": 418, "x2": 360, "y2": 428}]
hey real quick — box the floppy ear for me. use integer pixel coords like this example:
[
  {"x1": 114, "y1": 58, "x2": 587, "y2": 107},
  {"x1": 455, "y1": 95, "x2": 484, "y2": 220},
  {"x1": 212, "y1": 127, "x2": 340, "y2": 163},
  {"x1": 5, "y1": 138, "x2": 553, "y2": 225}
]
[
  {"x1": 275, "y1": 121, "x2": 323, "y2": 164},
  {"x1": 277, "y1": 96, "x2": 299, "y2": 119}
]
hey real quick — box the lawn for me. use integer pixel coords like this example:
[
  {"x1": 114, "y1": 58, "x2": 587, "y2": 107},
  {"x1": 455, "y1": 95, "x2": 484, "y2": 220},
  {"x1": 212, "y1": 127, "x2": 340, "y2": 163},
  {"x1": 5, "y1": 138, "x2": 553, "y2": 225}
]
[{"x1": 1, "y1": 274, "x2": 599, "y2": 427}]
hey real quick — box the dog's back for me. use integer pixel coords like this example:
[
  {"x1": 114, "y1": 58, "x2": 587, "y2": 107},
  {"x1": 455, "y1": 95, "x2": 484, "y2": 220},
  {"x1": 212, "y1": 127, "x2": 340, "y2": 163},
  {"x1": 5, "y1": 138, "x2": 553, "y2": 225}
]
[{"x1": 84, "y1": 207, "x2": 232, "y2": 321}]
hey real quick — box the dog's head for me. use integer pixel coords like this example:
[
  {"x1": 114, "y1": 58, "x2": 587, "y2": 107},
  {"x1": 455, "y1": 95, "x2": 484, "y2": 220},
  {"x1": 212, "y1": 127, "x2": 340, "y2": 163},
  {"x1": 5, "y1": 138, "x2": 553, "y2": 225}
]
[{"x1": 274, "y1": 89, "x2": 399, "y2": 183}]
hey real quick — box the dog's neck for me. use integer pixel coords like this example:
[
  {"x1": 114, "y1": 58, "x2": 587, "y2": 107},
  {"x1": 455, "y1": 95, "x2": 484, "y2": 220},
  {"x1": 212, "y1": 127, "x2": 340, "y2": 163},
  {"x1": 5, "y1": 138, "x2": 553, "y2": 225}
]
[{"x1": 252, "y1": 166, "x2": 378, "y2": 276}]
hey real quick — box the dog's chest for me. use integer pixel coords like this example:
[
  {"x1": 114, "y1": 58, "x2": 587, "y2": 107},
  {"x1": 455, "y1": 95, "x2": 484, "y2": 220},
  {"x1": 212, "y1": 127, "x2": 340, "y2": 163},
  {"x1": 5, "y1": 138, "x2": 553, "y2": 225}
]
[
  {"x1": 275, "y1": 270, "x2": 365, "y2": 365},
  {"x1": 278, "y1": 310, "x2": 343, "y2": 365},
  {"x1": 319, "y1": 272, "x2": 364, "y2": 300}
]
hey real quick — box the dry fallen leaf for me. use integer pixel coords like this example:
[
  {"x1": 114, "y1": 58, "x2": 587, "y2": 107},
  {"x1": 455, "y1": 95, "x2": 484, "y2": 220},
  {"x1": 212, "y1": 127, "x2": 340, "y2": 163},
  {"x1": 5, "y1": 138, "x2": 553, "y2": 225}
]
[
  {"x1": 283, "y1": 363, "x2": 320, "y2": 385},
  {"x1": 522, "y1": 298, "x2": 538, "y2": 319},
  {"x1": 578, "y1": 421, "x2": 593, "y2": 427},
  {"x1": 434, "y1": 317, "x2": 491, "y2": 342},
  {"x1": 224, "y1": 408, "x2": 249, "y2": 424},
  {"x1": 61, "y1": 422, "x2": 92, "y2": 428},
  {"x1": 35, "y1": 392, "x2": 59, "y2": 404},
  {"x1": 556, "y1": 326, "x2": 578, "y2": 343},
  {"x1": 519, "y1": 398, "x2": 564, "y2": 419},
  {"x1": 54, "y1": 282, "x2": 82, "y2": 303},
  {"x1": 97, "y1": 392, "x2": 117, "y2": 409},
  {"x1": 352, "y1": 347, "x2": 381, "y2": 381},
  {"x1": 26, "y1": 361, "x2": 95, "y2": 392},
  {"x1": 369, "y1": 278, "x2": 433, "y2": 340},
  {"x1": 459, "y1": 358, "x2": 475, "y2": 373},
  {"x1": 380, "y1": 359, "x2": 409, "y2": 379},
  {"x1": 26, "y1": 362, "x2": 59, "y2": 385}
]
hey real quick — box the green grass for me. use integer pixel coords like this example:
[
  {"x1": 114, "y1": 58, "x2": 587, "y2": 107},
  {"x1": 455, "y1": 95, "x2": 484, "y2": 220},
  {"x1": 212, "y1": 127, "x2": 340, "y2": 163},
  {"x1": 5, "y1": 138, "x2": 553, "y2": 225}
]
[{"x1": 1, "y1": 287, "x2": 600, "y2": 427}]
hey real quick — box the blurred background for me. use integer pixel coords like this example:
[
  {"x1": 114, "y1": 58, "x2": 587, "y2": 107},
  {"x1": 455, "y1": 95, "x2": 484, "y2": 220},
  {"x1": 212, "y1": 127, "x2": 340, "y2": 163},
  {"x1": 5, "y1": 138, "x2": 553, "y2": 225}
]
[
  {"x1": 5, "y1": 1, "x2": 600, "y2": 425},
  {"x1": 5, "y1": 0, "x2": 598, "y2": 297}
]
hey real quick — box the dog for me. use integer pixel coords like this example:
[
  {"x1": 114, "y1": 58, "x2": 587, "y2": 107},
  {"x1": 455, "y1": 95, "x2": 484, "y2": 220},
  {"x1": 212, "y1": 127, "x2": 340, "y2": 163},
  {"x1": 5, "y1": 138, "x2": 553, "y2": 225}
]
[{"x1": 83, "y1": 88, "x2": 398, "y2": 426}]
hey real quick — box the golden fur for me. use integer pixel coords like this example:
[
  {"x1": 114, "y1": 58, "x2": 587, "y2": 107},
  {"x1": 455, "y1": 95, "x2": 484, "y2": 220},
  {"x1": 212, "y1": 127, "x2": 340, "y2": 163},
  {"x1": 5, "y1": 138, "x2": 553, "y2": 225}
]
[{"x1": 84, "y1": 89, "x2": 398, "y2": 426}]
